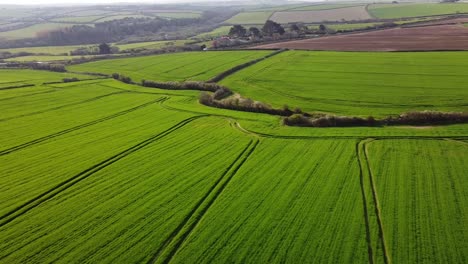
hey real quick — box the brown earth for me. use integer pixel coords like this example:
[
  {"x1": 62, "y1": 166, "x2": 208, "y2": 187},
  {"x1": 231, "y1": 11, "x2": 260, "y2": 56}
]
[
  {"x1": 269, "y1": 6, "x2": 372, "y2": 23},
  {"x1": 253, "y1": 23, "x2": 468, "y2": 51}
]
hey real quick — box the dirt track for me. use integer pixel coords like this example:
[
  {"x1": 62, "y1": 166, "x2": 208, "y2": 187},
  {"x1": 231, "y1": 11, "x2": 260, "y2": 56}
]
[{"x1": 253, "y1": 23, "x2": 468, "y2": 51}]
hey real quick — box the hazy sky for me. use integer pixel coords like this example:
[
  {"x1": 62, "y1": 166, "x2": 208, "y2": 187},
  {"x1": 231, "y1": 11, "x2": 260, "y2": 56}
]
[{"x1": 0, "y1": 0, "x2": 206, "y2": 5}]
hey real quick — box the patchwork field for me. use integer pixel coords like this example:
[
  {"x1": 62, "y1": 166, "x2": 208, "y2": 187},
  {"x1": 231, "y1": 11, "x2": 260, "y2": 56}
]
[
  {"x1": 0, "y1": 48, "x2": 467, "y2": 264},
  {"x1": 270, "y1": 6, "x2": 372, "y2": 23}
]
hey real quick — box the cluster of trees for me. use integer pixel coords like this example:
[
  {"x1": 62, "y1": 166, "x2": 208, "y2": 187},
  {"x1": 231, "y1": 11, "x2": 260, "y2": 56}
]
[
  {"x1": 142, "y1": 79, "x2": 232, "y2": 95},
  {"x1": 112, "y1": 73, "x2": 133, "y2": 84},
  {"x1": 228, "y1": 20, "x2": 286, "y2": 39},
  {"x1": 70, "y1": 43, "x2": 119, "y2": 56},
  {"x1": 284, "y1": 111, "x2": 468, "y2": 127},
  {"x1": 199, "y1": 92, "x2": 296, "y2": 116}
]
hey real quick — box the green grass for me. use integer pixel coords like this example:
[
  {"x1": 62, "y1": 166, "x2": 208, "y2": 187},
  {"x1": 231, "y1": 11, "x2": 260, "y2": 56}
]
[
  {"x1": 115, "y1": 40, "x2": 189, "y2": 51},
  {"x1": 220, "y1": 51, "x2": 468, "y2": 117},
  {"x1": 290, "y1": 3, "x2": 364, "y2": 11},
  {"x1": 5, "y1": 55, "x2": 87, "y2": 62},
  {"x1": 369, "y1": 3, "x2": 468, "y2": 19},
  {"x1": 68, "y1": 51, "x2": 272, "y2": 82},
  {"x1": 50, "y1": 15, "x2": 103, "y2": 23},
  {"x1": 366, "y1": 139, "x2": 468, "y2": 263},
  {"x1": 192, "y1": 26, "x2": 231, "y2": 39},
  {"x1": 224, "y1": 11, "x2": 273, "y2": 24},
  {"x1": 93, "y1": 14, "x2": 153, "y2": 23},
  {"x1": 166, "y1": 139, "x2": 369, "y2": 263},
  {"x1": 153, "y1": 12, "x2": 201, "y2": 19},
  {"x1": 0, "y1": 69, "x2": 95, "y2": 89},
  {"x1": 0, "y1": 45, "x2": 92, "y2": 55},
  {"x1": 0, "y1": 23, "x2": 78, "y2": 40}
]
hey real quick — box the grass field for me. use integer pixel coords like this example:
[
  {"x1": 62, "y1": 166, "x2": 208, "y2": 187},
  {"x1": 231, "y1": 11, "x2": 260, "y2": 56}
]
[
  {"x1": 153, "y1": 12, "x2": 202, "y2": 19},
  {"x1": 0, "y1": 47, "x2": 467, "y2": 264},
  {"x1": 220, "y1": 51, "x2": 468, "y2": 117},
  {"x1": 193, "y1": 26, "x2": 231, "y2": 39},
  {"x1": 369, "y1": 3, "x2": 468, "y2": 19},
  {"x1": 289, "y1": 3, "x2": 364, "y2": 11},
  {"x1": 0, "y1": 69, "x2": 95, "y2": 89},
  {"x1": 224, "y1": 11, "x2": 273, "y2": 25},
  {"x1": 270, "y1": 6, "x2": 372, "y2": 23},
  {"x1": 0, "y1": 23, "x2": 78, "y2": 40},
  {"x1": 68, "y1": 51, "x2": 273, "y2": 82},
  {"x1": 366, "y1": 139, "x2": 468, "y2": 263}
]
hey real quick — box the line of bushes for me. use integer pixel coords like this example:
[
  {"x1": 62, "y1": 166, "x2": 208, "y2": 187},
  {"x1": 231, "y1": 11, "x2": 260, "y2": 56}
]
[
  {"x1": 284, "y1": 111, "x2": 468, "y2": 127},
  {"x1": 42, "y1": 78, "x2": 82, "y2": 85},
  {"x1": 207, "y1": 49, "x2": 287, "y2": 83},
  {"x1": 199, "y1": 92, "x2": 297, "y2": 116},
  {"x1": 142, "y1": 80, "x2": 233, "y2": 98},
  {"x1": 0, "y1": 84, "x2": 35, "y2": 90}
]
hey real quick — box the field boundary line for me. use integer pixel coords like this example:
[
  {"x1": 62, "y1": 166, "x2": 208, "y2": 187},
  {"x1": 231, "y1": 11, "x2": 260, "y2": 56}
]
[
  {"x1": 444, "y1": 138, "x2": 468, "y2": 146},
  {"x1": 0, "y1": 89, "x2": 57, "y2": 102},
  {"x1": 0, "y1": 91, "x2": 128, "y2": 122},
  {"x1": 362, "y1": 139, "x2": 391, "y2": 264},
  {"x1": 0, "y1": 97, "x2": 167, "y2": 156},
  {"x1": 0, "y1": 115, "x2": 205, "y2": 228},
  {"x1": 0, "y1": 84, "x2": 35, "y2": 90},
  {"x1": 207, "y1": 49, "x2": 287, "y2": 83},
  {"x1": 356, "y1": 139, "x2": 376, "y2": 264},
  {"x1": 148, "y1": 139, "x2": 260, "y2": 264}
]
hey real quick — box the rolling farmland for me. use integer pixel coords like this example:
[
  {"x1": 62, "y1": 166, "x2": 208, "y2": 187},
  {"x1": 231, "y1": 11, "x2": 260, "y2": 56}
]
[{"x1": 1, "y1": 45, "x2": 467, "y2": 264}]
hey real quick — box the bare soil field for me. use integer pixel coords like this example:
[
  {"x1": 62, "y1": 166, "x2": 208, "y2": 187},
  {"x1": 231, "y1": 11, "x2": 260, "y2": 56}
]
[
  {"x1": 253, "y1": 23, "x2": 468, "y2": 51},
  {"x1": 269, "y1": 6, "x2": 372, "y2": 23}
]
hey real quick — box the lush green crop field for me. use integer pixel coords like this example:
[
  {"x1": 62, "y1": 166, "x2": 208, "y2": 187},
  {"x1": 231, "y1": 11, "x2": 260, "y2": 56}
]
[
  {"x1": 167, "y1": 139, "x2": 370, "y2": 264},
  {"x1": 68, "y1": 51, "x2": 272, "y2": 82},
  {"x1": 221, "y1": 51, "x2": 468, "y2": 117},
  {"x1": 224, "y1": 11, "x2": 273, "y2": 24},
  {"x1": 366, "y1": 139, "x2": 468, "y2": 263},
  {"x1": 369, "y1": 3, "x2": 468, "y2": 19},
  {"x1": 0, "y1": 69, "x2": 94, "y2": 89},
  {"x1": 0, "y1": 46, "x2": 467, "y2": 264}
]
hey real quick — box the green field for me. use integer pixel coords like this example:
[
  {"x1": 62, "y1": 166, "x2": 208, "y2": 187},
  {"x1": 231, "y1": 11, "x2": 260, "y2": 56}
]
[
  {"x1": 193, "y1": 26, "x2": 232, "y2": 39},
  {"x1": 224, "y1": 11, "x2": 273, "y2": 24},
  {"x1": 220, "y1": 51, "x2": 468, "y2": 117},
  {"x1": 153, "y1": 12, "x2": 202, "y2": 19},
  {"x1": 0, "y1": 48, "x2": 467, "y2": 263},
  {"x1": 290, "y1": 3, "x2": 363, "y2": 11},
  {"x1": 369, "y1": 3, "x2": 468, "y2": 19},
  {"x1": 366, "y1": 139, "x2": 468, "y2": 263},
  {"x1": 0, "y1": 23, "x2": 78, "y2": 40},
  {"x1": 68, "y1": 51, "x2": 273, "y2": 82}
]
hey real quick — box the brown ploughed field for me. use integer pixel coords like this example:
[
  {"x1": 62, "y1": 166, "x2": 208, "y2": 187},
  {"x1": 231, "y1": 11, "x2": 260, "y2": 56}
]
[{"x1": 253, "y1": 23, "x2": 468, "y2": 51}]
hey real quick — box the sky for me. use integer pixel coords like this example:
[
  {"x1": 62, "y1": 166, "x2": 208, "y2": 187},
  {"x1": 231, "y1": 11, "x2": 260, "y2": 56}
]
[{"x1": 0, "y1": 0, "x2": 211, "y2": 5}]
